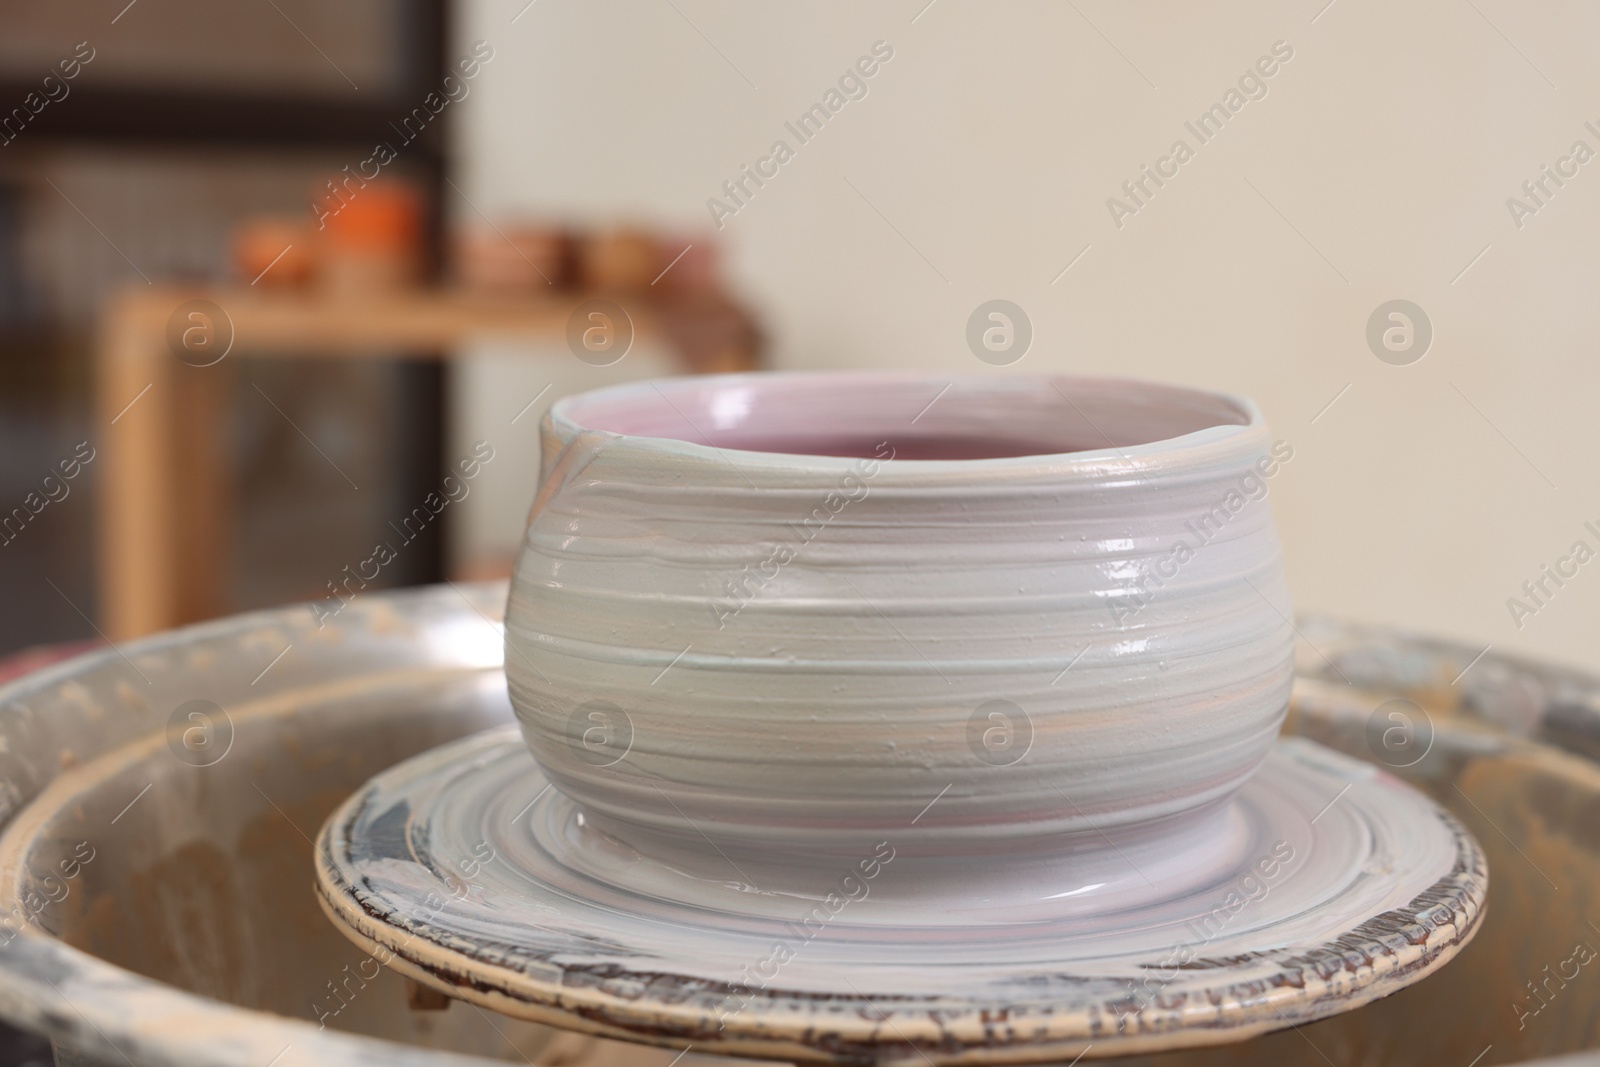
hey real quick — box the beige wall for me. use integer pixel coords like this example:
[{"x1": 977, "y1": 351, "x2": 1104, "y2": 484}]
[{"x1": 452, "y1": 0, "x2": 1600, "y2": 669}]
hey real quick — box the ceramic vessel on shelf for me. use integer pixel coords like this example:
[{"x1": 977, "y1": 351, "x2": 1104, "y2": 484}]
[{"x1": 504, "y1": 372, "x2": 1296, "y2": 862}]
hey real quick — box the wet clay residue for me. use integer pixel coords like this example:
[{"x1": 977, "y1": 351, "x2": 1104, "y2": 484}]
[
  {"x1": 63, "y1": 838, "x2": 255, "y2": 1004},
  {"x1": 58, "y1": 791, "x2": 349, "y2": 1014}
]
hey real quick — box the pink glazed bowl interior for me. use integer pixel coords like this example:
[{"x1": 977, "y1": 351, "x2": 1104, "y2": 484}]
[{"x1": 549, "y1": 371, "x2": 1250, "y2": 461}]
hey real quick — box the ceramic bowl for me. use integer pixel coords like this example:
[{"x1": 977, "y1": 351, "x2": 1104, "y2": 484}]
[{"x1": 504, "y1": 372, "x2": 1295, "y2": 858}]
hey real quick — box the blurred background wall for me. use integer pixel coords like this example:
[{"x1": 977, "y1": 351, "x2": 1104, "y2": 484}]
[
  {"x1": 1, "y1": 0, "x2": 1597, "y2": 673},
  {"x1": 456, "y1": 0, "x2": 1600, "y2": 669}
]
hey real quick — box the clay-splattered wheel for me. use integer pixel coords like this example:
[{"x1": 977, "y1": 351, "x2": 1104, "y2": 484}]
[{"x1": 316, "y1": 729, "x2": 1485, "y2": 1064}]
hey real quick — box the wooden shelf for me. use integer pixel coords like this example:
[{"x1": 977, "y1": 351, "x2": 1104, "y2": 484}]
[{"x1": 95, "y1": 284, "x2": 761, "y2": 639}]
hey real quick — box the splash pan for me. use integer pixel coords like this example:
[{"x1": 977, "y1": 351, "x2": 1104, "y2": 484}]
[{"x1": 315, "y1": 728, "x2": 1485, "y2": 1064}]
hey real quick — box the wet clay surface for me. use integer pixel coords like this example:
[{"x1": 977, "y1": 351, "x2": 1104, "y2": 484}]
[
  {"x1": 15, "y1": 668, "x2": 566, "y2": 1061},
  {"x1": 1116, "y1": 623, "x2": 1600, "y2": 1067},
  {"x1": 0, "y1": 591, "x2": 1596, "y2": 1065}
]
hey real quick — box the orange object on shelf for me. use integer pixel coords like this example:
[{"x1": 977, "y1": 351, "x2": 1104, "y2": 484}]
[
  {"x1": 315, "y1": 178, "x2": 424, "y2": 293},
  {"x1": 231, "y1": 218, "x2": 313, "y2": 288}
]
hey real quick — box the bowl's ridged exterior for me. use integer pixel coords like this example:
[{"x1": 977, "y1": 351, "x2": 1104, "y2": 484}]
[{"x1": 505, "y1": 374, "x2": 1295, "y2": 855}]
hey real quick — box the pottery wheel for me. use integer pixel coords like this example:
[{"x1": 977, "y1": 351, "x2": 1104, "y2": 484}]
[{"x1": 315, "y1": 729, "x2": 1485, "y2": 1064}]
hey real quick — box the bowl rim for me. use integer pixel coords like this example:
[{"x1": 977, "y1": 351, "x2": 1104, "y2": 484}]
[{"x1": 544, "y1": 371, "x2": 1269, "y2": 479}]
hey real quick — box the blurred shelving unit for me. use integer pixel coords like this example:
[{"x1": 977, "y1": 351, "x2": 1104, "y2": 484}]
[
  {"x1": 95, "y1": 284, "x2": 760, "y2": 639},
  {"x1": 0, "y1": 0, "x2": 458, "y2": 656}
]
